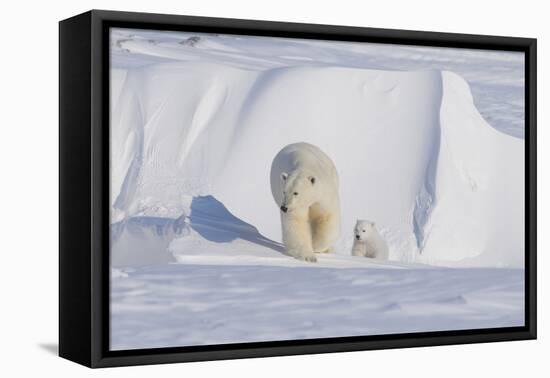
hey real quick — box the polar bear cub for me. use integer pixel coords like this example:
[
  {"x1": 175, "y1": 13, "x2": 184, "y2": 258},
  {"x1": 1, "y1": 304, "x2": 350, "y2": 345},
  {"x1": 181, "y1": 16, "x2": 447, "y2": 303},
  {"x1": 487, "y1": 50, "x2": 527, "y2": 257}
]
[
  {"x1": 270, "y1": 142, "x2": 341, "y2": 263},
  {"x1": 351, "y1": 220, "x2": 389, "y2": 259}
]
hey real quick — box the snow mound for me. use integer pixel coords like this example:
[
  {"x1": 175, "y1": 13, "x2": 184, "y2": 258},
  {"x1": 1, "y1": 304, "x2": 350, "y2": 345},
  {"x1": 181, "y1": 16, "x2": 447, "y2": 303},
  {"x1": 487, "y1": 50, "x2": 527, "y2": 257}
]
[
  {"x1": 419, "y1": 72, "x2": 524, "y2": 267},
  {"x1": 110, "y1": 60, "x2": 523, "y2": 267}
]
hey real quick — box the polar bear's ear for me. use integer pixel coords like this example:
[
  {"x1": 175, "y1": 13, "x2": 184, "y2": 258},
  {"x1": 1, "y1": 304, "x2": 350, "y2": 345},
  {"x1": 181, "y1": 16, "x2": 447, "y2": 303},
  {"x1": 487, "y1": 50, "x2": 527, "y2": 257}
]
[
  {"x1": 309, "y1": 176, "x2": 316, "y2": 185},
  {"x1": 281, "y1": 172, "x2": 288, "y2": 181}
]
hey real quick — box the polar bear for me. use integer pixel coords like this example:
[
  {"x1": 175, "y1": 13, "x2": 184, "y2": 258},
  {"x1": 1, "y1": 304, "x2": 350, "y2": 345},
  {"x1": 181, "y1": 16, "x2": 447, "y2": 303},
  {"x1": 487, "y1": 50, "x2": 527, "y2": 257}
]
[
  {"x1": 351, "y1": 220, "x2": 389, "y2": 259},
  {"x1": 270, "y1": 143, "x2": 340, "y2": 262}
]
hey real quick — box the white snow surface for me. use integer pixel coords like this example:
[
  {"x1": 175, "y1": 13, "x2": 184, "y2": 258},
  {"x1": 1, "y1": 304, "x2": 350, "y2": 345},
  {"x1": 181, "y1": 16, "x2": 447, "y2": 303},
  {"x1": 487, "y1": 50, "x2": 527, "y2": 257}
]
[
  {"x1": 111, "y1": 263, "x2": 523, "y2": 350},
  {"x1": 109, "y1": 29, "x2": 525, "y2": 350}
]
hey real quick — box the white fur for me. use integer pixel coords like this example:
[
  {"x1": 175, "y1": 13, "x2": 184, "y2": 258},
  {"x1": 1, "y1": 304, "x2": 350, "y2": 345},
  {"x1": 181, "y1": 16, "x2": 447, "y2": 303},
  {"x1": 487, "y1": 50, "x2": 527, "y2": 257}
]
[
  {"x1": 270, "y1": 143, "x2": 340, "y2": 262},
  {"x1": 351, "y1": 220, "x2": 389, "y2": 259}
]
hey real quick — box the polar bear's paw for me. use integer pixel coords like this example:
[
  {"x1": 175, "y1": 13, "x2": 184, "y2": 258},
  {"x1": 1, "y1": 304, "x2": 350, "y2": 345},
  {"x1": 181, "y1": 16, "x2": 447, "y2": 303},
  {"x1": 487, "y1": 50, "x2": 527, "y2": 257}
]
[
  {"x1": 298, "y1": 255, "x2": 317, "y2": 262},
  {"x1": 287, "y1": 249, "x2": 317, "y2": 263},
  {"x1": 297, "y1": 253, "x2": 317, "y2": 263},
  {"x1": 301, "y1": 254, "x2": 318, "y2": 263}
]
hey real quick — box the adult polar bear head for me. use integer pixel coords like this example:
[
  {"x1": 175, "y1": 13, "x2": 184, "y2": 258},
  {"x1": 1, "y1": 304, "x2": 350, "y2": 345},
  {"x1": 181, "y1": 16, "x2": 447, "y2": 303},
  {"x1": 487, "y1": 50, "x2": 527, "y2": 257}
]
[
  {"x1": 270, "y1": 142, "x2": 339, "y2": 213},
  {"x1": 278, "y1": 172, "x2": 319, "y2": 213},
  {"x1": 270, "y1": 142, "x2": 340, "y2": 262}
]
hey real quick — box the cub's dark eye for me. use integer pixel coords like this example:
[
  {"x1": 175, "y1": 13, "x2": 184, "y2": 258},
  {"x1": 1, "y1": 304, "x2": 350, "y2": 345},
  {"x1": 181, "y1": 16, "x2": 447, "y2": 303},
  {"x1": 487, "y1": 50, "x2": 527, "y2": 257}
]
[
  {"x1": 293, "y1": 192, "x2": 298, "y2": 196},
  {"x1": 362, "y1": 230, "x2": 366, "y2": 232}
]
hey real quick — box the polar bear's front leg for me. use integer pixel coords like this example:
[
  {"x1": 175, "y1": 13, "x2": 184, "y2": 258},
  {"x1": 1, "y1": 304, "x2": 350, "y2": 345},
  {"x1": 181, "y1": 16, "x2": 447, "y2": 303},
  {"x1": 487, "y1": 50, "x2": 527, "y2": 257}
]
[
  {"x1": 311, "y1": 212, "x2": 338, "y2": 253},
  {"x1": 281, "y1": 211, "x2": 317, "y2": 262}
]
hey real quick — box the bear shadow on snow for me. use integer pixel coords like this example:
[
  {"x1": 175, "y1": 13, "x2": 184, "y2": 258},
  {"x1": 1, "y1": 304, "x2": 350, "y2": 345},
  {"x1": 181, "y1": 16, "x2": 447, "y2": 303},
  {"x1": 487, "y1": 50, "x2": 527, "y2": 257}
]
[{"x1": 189, "y1": 195, "x2": 285, "y2": 253}]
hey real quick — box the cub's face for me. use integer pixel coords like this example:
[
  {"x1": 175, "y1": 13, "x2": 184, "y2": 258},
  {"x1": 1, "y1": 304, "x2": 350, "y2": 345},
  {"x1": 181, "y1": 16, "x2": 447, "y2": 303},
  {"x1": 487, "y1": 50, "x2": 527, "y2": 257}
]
[
  {"x1": 279, "y1": 172, "x2": 318, "y2": 213},
  {"x1": 354, "y1": 220, "x2": 376, "y2": 241}
]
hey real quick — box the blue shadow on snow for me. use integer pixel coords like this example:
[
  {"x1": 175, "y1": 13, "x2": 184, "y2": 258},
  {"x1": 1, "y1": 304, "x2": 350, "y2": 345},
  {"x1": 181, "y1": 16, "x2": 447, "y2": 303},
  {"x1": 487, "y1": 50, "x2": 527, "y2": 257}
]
[{"x1": 189, "y1": 195, "x2": 284, "y2": 253}]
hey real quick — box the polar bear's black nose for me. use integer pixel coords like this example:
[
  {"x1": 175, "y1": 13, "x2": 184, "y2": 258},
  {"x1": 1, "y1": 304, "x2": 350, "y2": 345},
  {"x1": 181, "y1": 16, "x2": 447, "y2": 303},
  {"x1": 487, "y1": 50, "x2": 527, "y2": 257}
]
[
  {"x1": 280, "y1": 206, "x2": 288, "y2": 213},
  {"x1": 355, "y1": 235, "x2": 360, "y2": 240}
]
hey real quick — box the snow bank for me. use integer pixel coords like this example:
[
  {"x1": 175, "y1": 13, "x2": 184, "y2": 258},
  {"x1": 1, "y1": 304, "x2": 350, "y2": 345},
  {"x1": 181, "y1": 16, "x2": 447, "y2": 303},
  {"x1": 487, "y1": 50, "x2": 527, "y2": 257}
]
[
  {"x1": 110, "y1": 29, "x2": 525, "y2": 138},
  {"x1": 419, "y1": 71, "x2": 524, "y2": 267},
  {"x1": 110, "y1": 42, "x2": 524, "y2": 268}
]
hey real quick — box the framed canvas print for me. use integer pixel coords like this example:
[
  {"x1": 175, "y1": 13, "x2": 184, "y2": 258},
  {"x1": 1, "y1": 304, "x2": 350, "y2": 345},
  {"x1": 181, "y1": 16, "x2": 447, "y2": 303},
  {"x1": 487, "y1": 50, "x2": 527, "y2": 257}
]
[{"x1": 59, "y1": 10, "x2": 537, "y2": 368}]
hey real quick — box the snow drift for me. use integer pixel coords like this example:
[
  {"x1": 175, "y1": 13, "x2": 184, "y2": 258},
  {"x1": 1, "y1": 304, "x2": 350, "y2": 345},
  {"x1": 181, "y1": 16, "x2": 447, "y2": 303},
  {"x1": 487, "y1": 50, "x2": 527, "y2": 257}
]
[{"x1": 110, "y1": 35, "x2": 524, "y2": 268}]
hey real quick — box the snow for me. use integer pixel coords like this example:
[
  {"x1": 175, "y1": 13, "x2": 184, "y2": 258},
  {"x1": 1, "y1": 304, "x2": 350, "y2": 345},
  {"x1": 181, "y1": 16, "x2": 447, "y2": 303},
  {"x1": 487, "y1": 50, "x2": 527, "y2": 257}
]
[
  {"x1": 420, "y1": 71, "x2": 524, "y2": 266},
  {"x1": 109, "y1": 28, "x2": 525, "y2": 350},
  {"x1": 111, "y1": 264, "x2": 523, "y2": 350},
  {"x1": 110, "y1": 28, "x2": 524, "y2": 138}
]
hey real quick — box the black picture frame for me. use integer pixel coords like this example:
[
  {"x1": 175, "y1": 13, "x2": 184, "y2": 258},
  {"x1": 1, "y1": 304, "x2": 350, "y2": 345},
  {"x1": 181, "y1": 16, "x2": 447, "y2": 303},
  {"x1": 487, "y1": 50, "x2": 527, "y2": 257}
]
[{"x1": 59, "y1": 9, "x2": 537, "y2": 368}]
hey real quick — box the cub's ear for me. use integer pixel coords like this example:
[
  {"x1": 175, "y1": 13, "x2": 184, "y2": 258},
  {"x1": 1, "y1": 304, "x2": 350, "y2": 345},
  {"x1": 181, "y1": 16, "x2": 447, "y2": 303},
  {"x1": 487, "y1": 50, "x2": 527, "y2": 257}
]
[
  {"x1": 370, "y1": 221, "x2": 376, "y2": 226},
  {"x1": 281, "y1": 172, "x2": 288, "y2": 181},
  {"x1": 309, "y1": 176, "x2": 316, "y2": 185}
]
